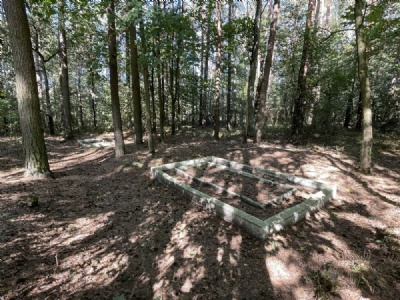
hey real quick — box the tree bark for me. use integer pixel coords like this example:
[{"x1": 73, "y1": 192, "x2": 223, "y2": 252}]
[
  {"x1": 4, "y1": 0, "x2": 52, "y2": 178},
  {"x1": 170, "y1": 54, "x2": 175, "y2": 134},
  {"x1": 203, "y1": 2, "x2": 212, "y2": 125},
  {"x1": 244, "y1": 0, "x2": 262, "y2": 142},
  {"x1": 150, "y1": 67, "x2": 157, "y2": 133},
  {"x1": 254, "y1": 0, "x2": 280, "y2": 145},
  {"x1": 226, "y1": 1, "x2": 233, "y2": 131},
  {"x1": 199, "y1": 2, "x2": 205, "y2": 127},
  {"x1": 90, "y1": 67, "x2": 97, "y2": 128},
  {"x1": 160, "y1": 62, "x2": 166, "y2": 141},
  {"x1": 355, "y1": 0, "x2": 372, "y2": 173},
  {"x1": 107, "y1": 0, "x2": 125, "y2": 157},
  {"x1": 139, "y1": 21, "x2": 155, "y2": 154},
  {"x1": 213, "y1": 0, "x2": 222, "y2": 140},
  {"x1": 58, "y1": 0, "x2": 73, "y2": 140},
  {"x1": 292, "y1": 0, "x2": 315, "y2": 136},
  {"x1": 129, "y1": 21, "x2": 143, "y2": 144},
  {"x1": 77, "y1": 64, "x2": 84, "y2": 129}
]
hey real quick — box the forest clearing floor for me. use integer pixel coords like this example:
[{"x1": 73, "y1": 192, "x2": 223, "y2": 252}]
[{"x1": 0, "y1": 128, "x2": 399, "y2": 300}]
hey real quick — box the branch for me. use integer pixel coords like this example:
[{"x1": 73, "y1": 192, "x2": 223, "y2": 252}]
[
  {"x1": 43, "y1": 50, "x2": 59, "y2": 63},
  {"x1": 32, "y1": 47, "x2": 60, "y2": 63},
  {"x1": 318, "y1": 28, "x2": 354, "y2": 45}
]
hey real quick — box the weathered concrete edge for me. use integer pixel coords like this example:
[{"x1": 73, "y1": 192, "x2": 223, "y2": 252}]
[
  {"x1": 210, "y1": 156, "x2": 337, "y2": 199},
  {"x1": 173, "y1": 167, "x2": 265, "y2": 209},
  {"x1": 151, "y1": 156, "x2": 337, "y2": 239},
  {"x1": 152, "y1": 167, "x2": 268, "y2": 238}
]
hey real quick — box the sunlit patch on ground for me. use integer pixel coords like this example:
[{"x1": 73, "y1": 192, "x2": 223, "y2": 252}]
[{"x1": 0, "y1": 132, "x2": 399, "y2": 299}]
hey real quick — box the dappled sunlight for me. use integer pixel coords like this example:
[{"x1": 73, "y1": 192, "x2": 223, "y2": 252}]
[
  {"x1": 46, "y1": 213, "x2": 114, "y2": 249},
  {"x1": 1, "y1": 132, "x2": 399, "y2": 299},
  {"x1": 28, "y1": 249, "x2": 129, "y2": 298},
  {"x1": 152, "y1": 209, "x2": 208, "y2": 298}
]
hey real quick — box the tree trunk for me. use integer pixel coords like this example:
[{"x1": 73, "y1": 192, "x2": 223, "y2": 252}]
[
  {"x1": 90, "y1": 68, "x2": 97, "y2": 128},
  {"x1": 355, "y1": 0, "x2": 372, "y2": 173},
  {"x1": 42, "y1": 64, "x2": 55, "y2": 134},
  {"x1": 77, "y1": 64, "x2": 84, "y2": 129},
  {"x1": 107, "y1": 0, "x2": 125, "y2": 157},
  {"x1": 244, "y1": 0, "x2": 262, "y2": 142},
  {"x1": 129, "y1": 21, "x2": 143, "y2": 144},
  {"x1": 125, "y1": 30, "x2": 134, "y2": 131},
  {"x1": 254, "y1": 0, "x2": 280, "y2": 145},
  {"x1": 4, "y1": 0, "x2": 52, "y2": 178},
  {"x1": 140, "y1": 21, "x2": 155, "y2": 154},
  {"x1": 160, "y1": 63, "x2": 166, "y2": 141},
  {"x1": 199, "y1": 4, "x2": 205, "y2": 127},
  {"x1": 226, "y1": 1, "x2": 233, "y2": 131},
  {"x1": 203, "y1": 2, "x2": 211, "y2": 124},
  {"x1": 213, "y1": 0, "x2": 222, "y2": 140},
  {"x1": 175, "y1": 56, "x2": 181, "y2": 132},
  {"x1": 150, "y1": 67, "x2": 157, "y2": 133},
  {"x1": 292, "y1": 0, "x2": 315, "y2": 136},
  {"x1": 58, "y1": 0, "x2": 73, "y2": 140},
  {"x1": 170, "y1": 55, "x2": 175, "y2": 134}
]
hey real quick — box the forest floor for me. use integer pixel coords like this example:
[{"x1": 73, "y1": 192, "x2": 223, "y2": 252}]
[{"x1": 0, "y1": 128, "x2": 399, "y2": 300}]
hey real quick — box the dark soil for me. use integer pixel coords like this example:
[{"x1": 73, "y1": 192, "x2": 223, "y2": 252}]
[{"x1": 0, "y1": 129, "x2": 399, "y2": 300}]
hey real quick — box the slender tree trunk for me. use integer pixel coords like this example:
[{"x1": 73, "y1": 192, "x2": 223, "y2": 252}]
[
  {"x1": 41, "y1": 63, "x2": 55, "y2": 135},
  {"x1": 150, "y1": 67, "x2": 157, "y2": 133},
  {"x1": 213, "y1": 0, "x2": 222, "y2": 140},
  {"x1": 58, "y1": 0, "x2": 73, "y2": 139},
  {"x1": 140, "y1": 21, "x2": 155, "y2": 154},
  {"x1": 169, "y1": 56, "x2": 175, "y2": 134},
  {"x1": 129, "y1": 21, "x2": 143, "y2": 144},
  {"x1": 226, "y1": 1, "x2": 233, "y2": 130},
  {"x1": 125, "y1": 30, "x2": 134, "y2": 131},
  {"x1": 355, "y1": 0, "x2": 372, "y2": 173},
  {"x1": 33, "y1": 32, "x2": 45, "y2": 131},
  {"x1": 90, "y1": 67, "x2": 97, "y2": 128},
  {"x1": 199, "y1": 3, "x2": 205, "y2": 127},
  {"x1": 244, "y1": 0, "x2": 262, "y2": 142},
  {"x1": 175, "y1": 56, "x2": 181, "y2": 132},
  {"x1": 203, "y1": 2, "x2": 211, "y2": 124},
  {"x1": 160, "y1": 63, "x2": 166, "y2": 141},
  {"x1": 254, "y1": 0, "x2": 280, "y2": 145},
  {"x1": 292, "y1": 0, "x2": 315, "y2": 136},
  {"x1": 77, "y1": 64, "x2": 84, "y2": 129},
  {"x1": 192, "y1": 65, "x2": 196, "y2": 126},
  {"x1": 4, "y1": 0, "x2": 52, "y2": 178},
  {"x1": 107, "y1": 0, "x2": 125, "y2": 157}
]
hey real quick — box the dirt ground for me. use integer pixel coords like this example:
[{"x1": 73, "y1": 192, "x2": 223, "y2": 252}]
[{"x1": 0, "y1": 129, "x2": 399, "y2": 300}]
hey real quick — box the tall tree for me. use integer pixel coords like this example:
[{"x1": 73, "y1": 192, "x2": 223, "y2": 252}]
[
  {"x1": 3, "y1": 0, "x2": 52, "y2": 177},
  {"x1": 107, "y1": 0, "x2": 125, "y2": 157},
  {"x1": 292, "y1": 0, "x2": 315, "y2": 136},
  {"x1": 254, "y1": 0, "x2": 280, "y2": 144},
  {"x1": 58, "y1": 0, "x2": 73, "y2": 139},
  {"x1": 244, "y1": 0, "x2": 262, "y2": 142},
  {"x1": 226, "y1": 0, "x2": 233, "y2": 130},
  {"x1": 140, "y1": 20, "x2": 155, "y2": 154},
  {"x1": 355, "y1": 0, "x2": 372, "y2": 173},
  {"x1": 129, "y1": 10, "x2": 143, "y2": 145},
  {"x1": 213, "y1": 0, "x2": 222, "y2": 140}
]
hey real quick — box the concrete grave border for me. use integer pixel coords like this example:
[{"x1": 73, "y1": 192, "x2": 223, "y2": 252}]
[
  {"x1": 77, "y1": 138, "x2": 114, "y2": 148},
  {"x1": 151, "y1": 156, "x2": 337, "y2": 239}
]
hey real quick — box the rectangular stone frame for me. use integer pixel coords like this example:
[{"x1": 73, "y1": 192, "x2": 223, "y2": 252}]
[{"x1": 151, "y1": 156, "x2": 337, "y2": 239}]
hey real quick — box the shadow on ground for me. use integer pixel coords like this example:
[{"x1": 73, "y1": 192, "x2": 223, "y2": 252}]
[{"x1": 0, "y1": 130, "x2": 399, "y2": 299}]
